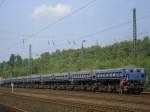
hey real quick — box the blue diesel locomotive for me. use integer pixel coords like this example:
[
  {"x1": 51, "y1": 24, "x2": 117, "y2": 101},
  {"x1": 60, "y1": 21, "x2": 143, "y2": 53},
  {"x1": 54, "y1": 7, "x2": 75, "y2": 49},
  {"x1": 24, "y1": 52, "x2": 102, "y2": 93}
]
[{"x1": 0, "y1": 67, "x2": 146, "y2": 94}]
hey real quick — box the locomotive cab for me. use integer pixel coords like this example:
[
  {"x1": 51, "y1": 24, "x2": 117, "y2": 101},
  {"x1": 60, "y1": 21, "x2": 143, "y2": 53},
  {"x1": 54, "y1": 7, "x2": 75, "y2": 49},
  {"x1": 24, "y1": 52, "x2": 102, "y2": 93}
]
[{"x1": 124, "y1": 68, "x2": 146, "y2": 94}]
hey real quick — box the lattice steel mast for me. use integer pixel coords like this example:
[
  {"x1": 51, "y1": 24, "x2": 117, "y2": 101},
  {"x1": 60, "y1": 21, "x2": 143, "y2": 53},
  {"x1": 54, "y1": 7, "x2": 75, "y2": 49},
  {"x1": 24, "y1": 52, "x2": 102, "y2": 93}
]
[{"x1": 133, "y1": 8, "x2": 137, "y2": 60}]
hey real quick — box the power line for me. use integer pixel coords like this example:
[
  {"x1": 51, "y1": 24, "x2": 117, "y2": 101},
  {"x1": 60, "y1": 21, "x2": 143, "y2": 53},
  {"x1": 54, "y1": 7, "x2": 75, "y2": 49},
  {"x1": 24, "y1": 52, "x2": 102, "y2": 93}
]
[
  {"x1": 27, "y1": 0, "x2": 97, "y2": 38},
  {"x1": 0, "y1": 0, "x2": 97, "y2": 40},
  {"x1": 0, "y1": 0, "x2": 97, "y2": 53},
  {"x1": 44, "y1": 12, "x2": 150, "y2": 47},
  {"x1": 27, "y1": 12, "x2": 150, "y2": 49},
  {"x1": 3, "y1": 12, "x2": 150, "y2": 51},
  {"x1": 1, "y1": 8, "x2": 150, "y2": 58},
  {"x1": 48, "y1": 13, "x2": 150, "y2": 47},
  {"x1": 75, "y1": 13, "x2": 150, "y2": 41},
  {"x1": 2, "y1": 12, "x2": 150, "y2": 41}
]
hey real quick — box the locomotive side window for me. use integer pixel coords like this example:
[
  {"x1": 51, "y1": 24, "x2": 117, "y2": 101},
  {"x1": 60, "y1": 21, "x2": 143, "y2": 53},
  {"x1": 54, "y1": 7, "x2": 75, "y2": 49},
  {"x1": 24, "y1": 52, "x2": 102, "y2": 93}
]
[
  {"x1": 119, "y1": 72, "x2": 122, "y2": 77},
  {"x1": 112, "y1": 72, "x2": 115, "y2": 77},
  {"x1": 137, "y1": 69, "x2": 141, "y2": 72},
  {"x1": 116, "y1": 72, "x2": 118, "y2": 77},
  {"x1": 130, "y1": 69, "x2": 133, "y2": 72}
]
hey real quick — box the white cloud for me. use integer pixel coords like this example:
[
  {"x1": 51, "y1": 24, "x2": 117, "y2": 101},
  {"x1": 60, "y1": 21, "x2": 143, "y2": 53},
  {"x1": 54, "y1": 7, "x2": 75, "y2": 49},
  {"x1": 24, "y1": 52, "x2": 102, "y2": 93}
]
[{"x1": 32, "y1": 4, "x2": 72, "y2": 19}]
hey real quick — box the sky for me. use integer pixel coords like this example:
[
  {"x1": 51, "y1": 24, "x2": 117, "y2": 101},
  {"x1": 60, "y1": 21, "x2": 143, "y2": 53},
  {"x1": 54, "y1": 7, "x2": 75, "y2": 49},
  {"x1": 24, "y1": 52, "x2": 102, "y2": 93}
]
[{"x1": 0, "y1": 0, "x2": 150, "y2": 62}]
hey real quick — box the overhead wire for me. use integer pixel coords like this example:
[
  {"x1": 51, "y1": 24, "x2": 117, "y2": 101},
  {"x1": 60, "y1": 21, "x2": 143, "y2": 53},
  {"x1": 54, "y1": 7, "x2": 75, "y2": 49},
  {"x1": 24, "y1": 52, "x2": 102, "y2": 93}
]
[
  {"x1": 35, "y1": 12, "x2": 150, "y2": 48},
  {"x1": 1, "y1": 1, "x2": 150, "y2": 59},
  {"x1": 75, "y1": 13, "x2": 150, "y2": 41},
  {"x1": 27, "y1": 0, "x2": 97, "y2": 38},
  {"x1": 2, "y1": 12, "x2": 150, "y2": 57},
  {"x1": 0, "y1": 0, "x2": 97, "y2": 53},
  {"x1": 2, "y1": 12, "x2": 150, "y2": 53},
  {"x1": 44, "y1": 13, "x2": 150, "y2": 48}
]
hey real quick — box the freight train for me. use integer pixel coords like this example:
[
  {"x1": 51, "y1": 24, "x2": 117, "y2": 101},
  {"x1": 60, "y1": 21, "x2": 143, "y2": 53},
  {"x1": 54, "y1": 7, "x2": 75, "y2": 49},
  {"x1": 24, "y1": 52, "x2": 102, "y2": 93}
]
[{"x1": 0, "y1": 67, "x2": 146, "y2": 94}]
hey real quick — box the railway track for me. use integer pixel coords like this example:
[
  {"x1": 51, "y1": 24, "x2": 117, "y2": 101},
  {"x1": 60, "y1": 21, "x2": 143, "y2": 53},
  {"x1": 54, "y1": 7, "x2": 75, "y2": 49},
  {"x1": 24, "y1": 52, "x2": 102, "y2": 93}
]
[
  {"x1": 0, "y1": 87, "x2": 150, "y2": 107},
  {"x1": 0, "y1": 88, "x2": 150, "y2": 112},
  {"x1": 0, "y1": 91, "x2": 136, "y2": 112}
]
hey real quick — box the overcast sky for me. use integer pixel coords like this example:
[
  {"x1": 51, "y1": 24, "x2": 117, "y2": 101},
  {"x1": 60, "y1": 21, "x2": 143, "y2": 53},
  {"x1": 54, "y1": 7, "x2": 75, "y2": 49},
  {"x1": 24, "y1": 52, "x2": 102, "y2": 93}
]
[{"x1": 0, "y1": 0, "x2": 150, "y2": 62}]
